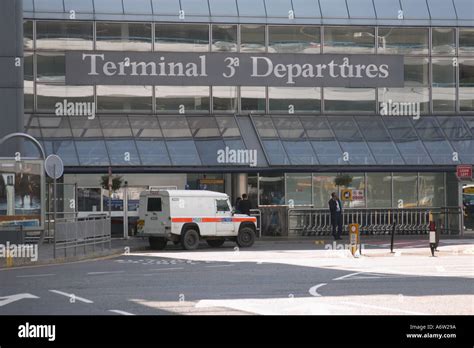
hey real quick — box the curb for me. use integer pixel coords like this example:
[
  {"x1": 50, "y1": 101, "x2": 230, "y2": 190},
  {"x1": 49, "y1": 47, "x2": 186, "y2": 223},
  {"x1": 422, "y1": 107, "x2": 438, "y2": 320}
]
[{"x1": 0, "y1": 245, "x2": 149, "y2": 270}]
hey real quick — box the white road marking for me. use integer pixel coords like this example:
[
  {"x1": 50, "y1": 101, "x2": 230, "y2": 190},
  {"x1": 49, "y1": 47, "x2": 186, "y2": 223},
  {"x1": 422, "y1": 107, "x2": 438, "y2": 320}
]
[
  {"x1": 339, "y1": 301, "x2": 427, "y2": 315},
  {"x1": 49, "y1": 290, "x2": 93, "y2": 304},
  {"x1": 16, "y1": 274, "x2": 55, "y2": 278},
  {"x1": 87, "y1": 271, "x2": 125, "y2": 275},
  {"x1": 0, "y1": 293, "x2": 39, "y2": 307},
  {"x1": 205, "y1": 264, "x2": 234, "y2": 268},
  {"x1": 108, "y1": 309, "x2": 135, "y2": 316},
  {"x1": 308, "y1": 283, "x2": 327, "y2": 297},
  {"x1": 332, "y1": 272, "x2": 364, "y2": 281},
  {"x1": 149, "y1": 267, "x2": 184, "y2": 271}
]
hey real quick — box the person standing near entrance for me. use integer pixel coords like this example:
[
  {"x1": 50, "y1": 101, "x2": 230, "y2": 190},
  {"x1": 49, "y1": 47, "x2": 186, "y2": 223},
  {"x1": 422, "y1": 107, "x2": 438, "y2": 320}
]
[
  {"x1": 328, "y1": 192, "x2": 343, "y2": 240},
  {"x1": 238, "y1": 193, "x2": 251, "y2": 216}
]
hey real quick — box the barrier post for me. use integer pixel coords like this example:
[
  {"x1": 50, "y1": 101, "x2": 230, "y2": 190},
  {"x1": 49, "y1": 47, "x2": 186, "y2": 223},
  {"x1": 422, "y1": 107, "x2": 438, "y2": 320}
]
[
  {"x1": 349, "y1": 223, "x2": 359, "y2": 257},
  {"x1": 429, "y1": 220, "x2": 437, "y2": 257}
]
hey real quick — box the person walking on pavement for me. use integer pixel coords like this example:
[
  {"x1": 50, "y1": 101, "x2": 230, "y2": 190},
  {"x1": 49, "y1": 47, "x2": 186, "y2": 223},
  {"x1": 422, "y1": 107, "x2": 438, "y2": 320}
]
[
  {"x1": 328, "y1": 192, "x2": 343, "y2": 240},
  {"x1": 238, "y1": 193, "x2": 251, "y2": 216}
]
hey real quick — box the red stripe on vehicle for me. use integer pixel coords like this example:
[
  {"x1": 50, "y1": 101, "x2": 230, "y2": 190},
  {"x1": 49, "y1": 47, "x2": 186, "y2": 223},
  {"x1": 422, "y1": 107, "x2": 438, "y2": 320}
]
[
  {"x1": 171, "y1": 218, "x2": 193, "y2": 223},
  {"x1": 201, "y1": 217, "x2": 221, "y2": 222},
  {"x1": 232, "y1": 217, "x2": 257, "y2": 222}
]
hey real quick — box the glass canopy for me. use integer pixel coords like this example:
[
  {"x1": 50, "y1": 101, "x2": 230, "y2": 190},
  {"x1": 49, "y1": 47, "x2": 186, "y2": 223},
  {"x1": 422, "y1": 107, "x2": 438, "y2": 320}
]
[
  {"x1": 26, "y1": 0, "x2": 470, "y2": 25},
  {"x1": 27, "y1": 114, "x2": 474, "y2": 168}
]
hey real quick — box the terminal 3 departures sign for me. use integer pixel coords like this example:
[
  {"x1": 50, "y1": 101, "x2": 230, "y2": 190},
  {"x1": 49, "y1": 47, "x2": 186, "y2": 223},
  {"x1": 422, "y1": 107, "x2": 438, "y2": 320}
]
[{"x1": 66, "y1": 52, "x2": 404, "y2": 87}]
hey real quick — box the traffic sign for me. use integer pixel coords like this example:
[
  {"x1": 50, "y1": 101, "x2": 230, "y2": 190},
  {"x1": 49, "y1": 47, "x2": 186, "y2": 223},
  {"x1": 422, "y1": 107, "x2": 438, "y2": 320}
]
[
  {"x1": 341, "y1": 189, "x2": 353, "y2": 201},
  {"x1": 456, "y1": 165, "x2": 472, "y2": 180},
  {"x1": 45, "y1": 155, "x2": 64, "y2": 179}
]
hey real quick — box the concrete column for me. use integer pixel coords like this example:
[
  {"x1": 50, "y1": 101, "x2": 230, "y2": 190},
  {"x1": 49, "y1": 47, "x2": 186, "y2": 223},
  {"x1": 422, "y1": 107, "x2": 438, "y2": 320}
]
[
  {"x1": 234, "y1": 173, "x2": 248, "y2": 199},
  {"x1": 0, "y1": 0, "x2": 24, "y2": 157}
]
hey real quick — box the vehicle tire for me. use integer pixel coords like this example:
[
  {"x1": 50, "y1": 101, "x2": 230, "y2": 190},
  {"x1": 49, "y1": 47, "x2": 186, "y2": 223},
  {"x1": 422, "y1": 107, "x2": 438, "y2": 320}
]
[
  {"x1": 206, "y1": 239, "x2": 225, "y2": 248},
  {"x1": 181, "y1": 228, "x2": 200, "y2": 250},
  {"x1": 149, "y1": 237, "x2": 167, "y2": 250},
  {"x1": 236, "y1": 227, "x2": 255, "y2": 248}
]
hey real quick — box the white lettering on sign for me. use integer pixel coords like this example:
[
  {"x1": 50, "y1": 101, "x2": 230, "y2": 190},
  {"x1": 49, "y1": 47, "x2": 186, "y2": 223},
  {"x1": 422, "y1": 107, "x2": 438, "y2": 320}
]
[{"x1": 68, "y1": 52, "x2": 404, "y2": 87}]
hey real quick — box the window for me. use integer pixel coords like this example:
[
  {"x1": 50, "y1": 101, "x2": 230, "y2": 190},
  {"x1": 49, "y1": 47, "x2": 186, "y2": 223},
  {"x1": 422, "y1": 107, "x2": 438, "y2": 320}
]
[
  {"x1": 237, "y1": 0, "x2": 266, "y2": 17},
  {"x1": 459, "y1": 29, "x2": 474, "y2": 56},
  {"x1": 212, "y1": 86, "x2": 238, "y2": 112},
  {"x1": 212, "y1": 25, "x2": 237, "y2": 52},
  {"x1": 24, "y1": 52, "x2": 34, "y2": 112},
  {"x1": 432, "y1": 28, "x2": 455, "y2": 55},
  {"x1": 36, "y1": 85, "x2": 94, "y2": 112},
  {"x1": 97, "y1": 86, "x2": 153, "y2": 112},
  {"x1": 166, "y1": 140, "x2": 202, "y2": 165},
  {"x1": 286, "y1": 173, "x2": 312, "y2": 206},
  {"x1": 130, "y1": 116, "x2": 163, "y2": 137},
  {"x1": 269, "y1": 87, "x2": 320, "y2": 113},
  {"x1": 240, "y1": 87, "x2": 266, "y2": 112},
  {"x1": 377, "y1": 28, "x2": 428, "y2": 55},
  {"x1": 367, "y1": 173, "x2": 391, "y2": 208},
  {"x1": 324, "y1": 88, "x2": 375, "y2": 112},
  {"x1": 432, "y1": 58, "x2": 456, "y2": 112},
  {"x1": 106, "y1": 140, "x2": 141, "y2": 165},
  {"x1": 459, "y1": 58, "x2": 474, "y2": 111},
  {"x1": 240, "y1": 25, "x2": 265, "y2": 52},
  {"x1": 378, "y1": 57, "x2": 430, "y2": 115},
  {"x1": 135, "y1": 140, "x2": 171, "y2": 165},
  {"x1": 36, "y1": 21, "x2": 93, "y2": 50},
  {"x1": 187, "y1": 117, "x2": 221, "y2": 137},
  {"x1": 393, "y1": 174, "x2": 417, "y2": 208},
  {"x1": 78, "y1": 188, "x2": 101, "y2": 212},
  {"x1": 259, "y1": 174, "x2": 285, "y2": 205},
  {"x1": 36, "y1": 53, "x2": 65, "y2": 83},
  {"x1": 159, "y1": 117, "x2": 192, "y2": 137},
  {"x1": 323, "y1": 27, "x2": 375, "y2": 54},
  {"x1": 216, "y1": 199, "x2": 230, "y2": 212},
  {"x1": 418, "y1": 173, "x2": 445, "y2": 207},
  {"x1": 155, "y1": 24, "x2": 209, "y2": 52},
  {"x1": 339, "y1": 173, "x2": 366, "y2": 208},
  {"x1": 378, "y1": 87, "x2": 429, "y2": 115},
  {"x1": 100, "y1": 117, "x2": 133, "y2": 137},
  {"x1": 24, "y1": 21, "x2": 33, "y2": 50},
  {"x1": 313, "y1": 173, "x2": 337, "y2": 208},
  {"x1": 147, "y1": 198, "x2": 162, "y2": 212},
  {"x1": 75, "y1": 140, "x2": 110, "y2": 165},
  {"x1": 209, "y1": 0, "x2": 238, "y2": 16},
  {"x1": 156, "y1": 86, "x2": 210, "y2": 113},
  {"x1": 217, "y1": 116, "x2": 241, "y2": 137},
  {"x1": 96, "y1": 22, "x2": 152, "y2": 51},
  {"x1": 269, "y1": 26, "x2": 320, "y2": 54}
]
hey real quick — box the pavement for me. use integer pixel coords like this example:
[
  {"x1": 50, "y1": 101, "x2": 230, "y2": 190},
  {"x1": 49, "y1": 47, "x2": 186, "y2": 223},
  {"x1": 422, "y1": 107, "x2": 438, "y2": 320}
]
[
  {"x1": 0, "y1": 238, "x2": 472, "y2": 315},
  {"x1": 0, "y1": 233, "x2": 471, "y2": 268}
]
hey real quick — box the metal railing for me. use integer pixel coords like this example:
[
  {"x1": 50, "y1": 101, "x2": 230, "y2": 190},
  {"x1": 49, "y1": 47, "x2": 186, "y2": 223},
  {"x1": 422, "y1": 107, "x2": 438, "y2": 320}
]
[
  {"x1": 250, "y1": 209, "x2": 262, "y2": 238},
  {"x1": 54, "y1": 213, "x2": 111, "y2": 258},
  {"x1": 288, "y1": 207, "x2": 462, "y2": 237}
]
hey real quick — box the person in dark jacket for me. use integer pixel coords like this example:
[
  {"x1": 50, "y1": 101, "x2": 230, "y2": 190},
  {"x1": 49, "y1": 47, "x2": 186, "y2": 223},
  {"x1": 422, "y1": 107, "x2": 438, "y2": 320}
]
[
  {"x1": 328, "y1": 192, "x2": 343, "y2": 240},
  {"x1": 234, "y1": 197, "x2": 242, "y2": 213},
  {"x1": 238, "y1": 193, "x2": 251, "y2": 215}
]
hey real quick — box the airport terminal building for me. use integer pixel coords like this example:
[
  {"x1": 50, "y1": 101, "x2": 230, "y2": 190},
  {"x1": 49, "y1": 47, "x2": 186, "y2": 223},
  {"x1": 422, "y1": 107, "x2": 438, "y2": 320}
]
[{"x1": 1, "y1": 0, "x2": 473, "y2": 236}]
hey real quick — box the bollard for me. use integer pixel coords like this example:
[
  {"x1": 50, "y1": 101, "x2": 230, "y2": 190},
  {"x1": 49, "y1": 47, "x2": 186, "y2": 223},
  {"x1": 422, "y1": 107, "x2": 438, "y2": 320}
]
[
  {"x1": 429, "y1": 221, "x2": 436, "y2": 257},
  {"x1": 349, "y1": 223, "x2": 360, "y2": 257}
]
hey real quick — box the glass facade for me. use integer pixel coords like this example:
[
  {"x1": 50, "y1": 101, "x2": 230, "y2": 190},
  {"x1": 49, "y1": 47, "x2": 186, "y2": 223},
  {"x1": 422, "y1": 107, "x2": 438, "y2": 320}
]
[
  {"x1": 250, "y1": 172, "x2": 447, "y2": 208},
  {"x1": 19, "y1": 15, "x2": 474, "y2": 214}
]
